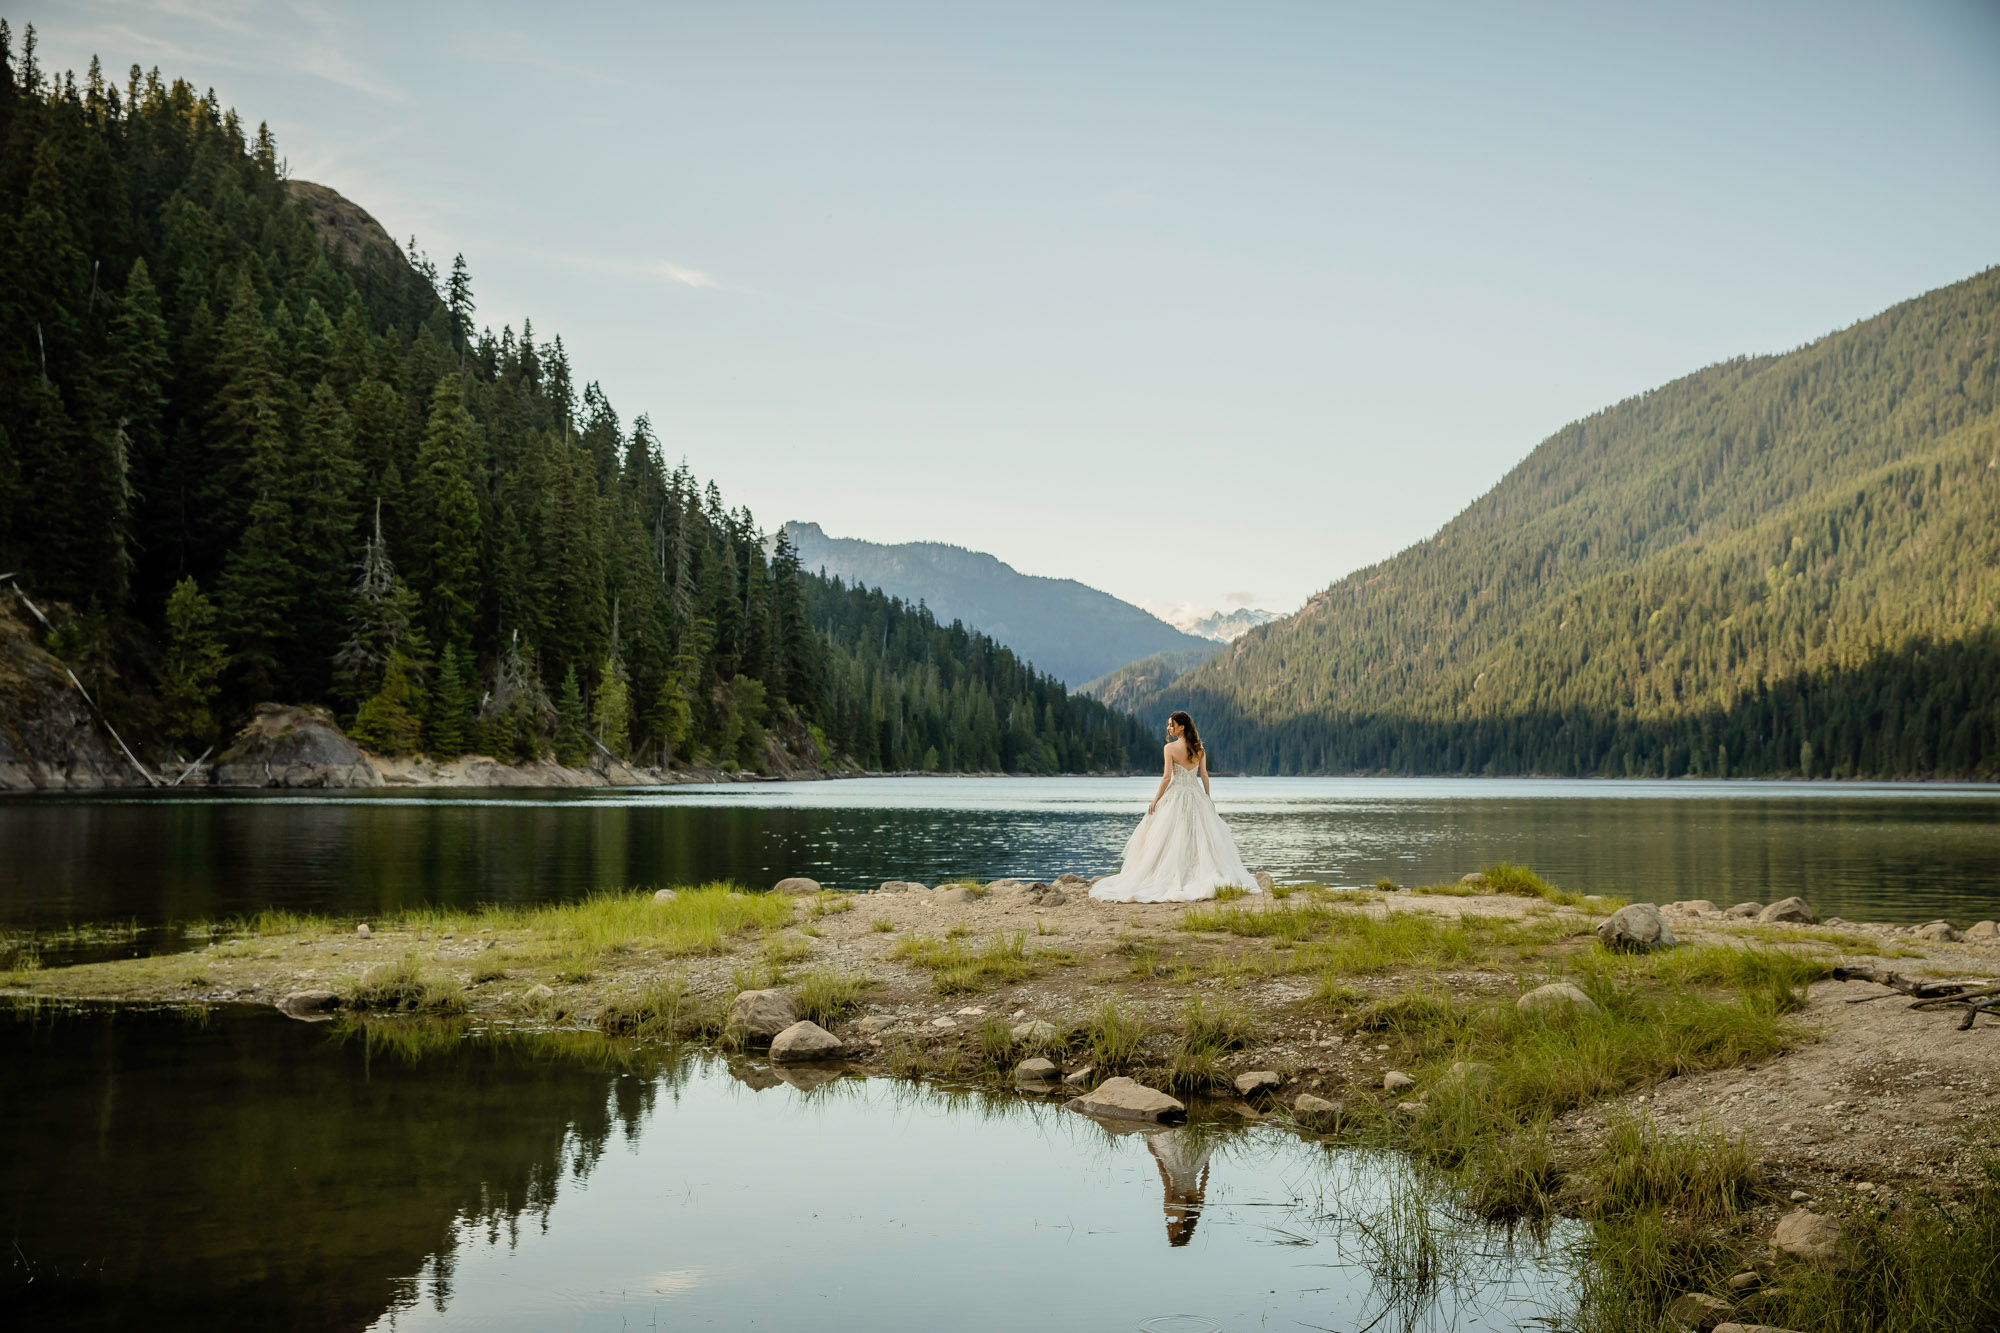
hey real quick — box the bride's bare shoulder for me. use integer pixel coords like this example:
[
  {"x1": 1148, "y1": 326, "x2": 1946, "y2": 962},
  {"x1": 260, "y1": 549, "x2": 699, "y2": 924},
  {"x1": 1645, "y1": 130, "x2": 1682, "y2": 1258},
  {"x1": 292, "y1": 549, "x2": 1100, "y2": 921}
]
[{"x1": 1164, "y1": 738, "x2": 1190, "y2": 760}]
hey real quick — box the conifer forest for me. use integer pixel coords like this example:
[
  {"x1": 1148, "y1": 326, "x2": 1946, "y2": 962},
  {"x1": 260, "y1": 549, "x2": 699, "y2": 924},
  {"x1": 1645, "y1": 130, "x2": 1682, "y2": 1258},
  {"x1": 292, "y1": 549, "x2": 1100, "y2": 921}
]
[{"x1": 0, "y1": 29, "x2": 1148, "y2": 775}]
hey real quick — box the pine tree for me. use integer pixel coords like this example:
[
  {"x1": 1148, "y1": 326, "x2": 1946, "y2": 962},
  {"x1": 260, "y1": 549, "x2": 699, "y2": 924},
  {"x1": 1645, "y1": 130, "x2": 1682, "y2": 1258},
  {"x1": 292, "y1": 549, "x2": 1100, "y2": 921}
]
[
  {"x1": 333, "y1": 502, "x2": 427, "y2": 707},
  {"x1": 554, "y1": 664, "x2": 588, "y2": 766},
  {"x1": 426, "y1": 643, "x2": 472, "y2": 759},
  {"x1": 286, "y1": 381, "x2": 358, "y2": 694},
  {"x1": 446, "y1": 254, "x2": 474, "y2": 355},
  {"x1": 158, "y1": 576, "x2": 226, "y2": 751},
  {"x1": 592, "y1": 649, "x2": 631, "y2": 759},
  {"x1": 350, "y1": 651, "x2": 424, "y2": 755},
  {"x1": 409, "y1": 373, "x2": 482, "y2": 653}
]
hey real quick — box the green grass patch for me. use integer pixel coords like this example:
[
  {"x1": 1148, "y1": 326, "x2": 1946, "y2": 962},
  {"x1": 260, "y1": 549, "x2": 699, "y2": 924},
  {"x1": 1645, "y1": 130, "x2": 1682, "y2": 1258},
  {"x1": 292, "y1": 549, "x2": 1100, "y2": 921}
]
[
  {"x1": 595, "y1": 973, "x2": 700, "y2": 1041},
  {"x1": 1162, "y1": 994, "x2": 1260, "y2": 1092},
  {"x1": 889, "y1": 931, "x2": 1072, "y2": 994},
  {"x1": 1078, "y1": 998, "x2": 1148, "y2": 1073},
  {"x1": 346, "y1": 955, "x2": 467, "y2": 1014},
  {"x1": 792, "y1": 967, "x2": 876, "y2": 1025}
]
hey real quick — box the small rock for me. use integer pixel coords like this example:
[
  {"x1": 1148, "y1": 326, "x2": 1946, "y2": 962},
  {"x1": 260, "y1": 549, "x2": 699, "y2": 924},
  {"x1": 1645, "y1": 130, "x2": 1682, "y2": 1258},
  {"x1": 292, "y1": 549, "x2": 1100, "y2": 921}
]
[
  {"x1": 1014, "y1": 1057, "x2": 1060, "y2": 1085},
  {"x1": 1967, "y1": 920, "x2": 1998, "y2": 939},
  {"x1": 1758, "y1": 897, "x2": 1817, "y2": 925},
  {"x1": 1517, "y1": 982, "x2": 1600, "y2": 1016},
  {"x1": 1066, "y1": 1076, "x2": 1187, "y2": 1124},
  {"x1": 856, "y1": 1015, "x2": 894, "y2": 1037},
  {"x1": 1234, "y1": 1070, "x2": 1282, "y2": 1097},
  {"x1": 1459, "y1": 872, "x2": 1489, "y2": 889},
  {"x1": 1770, "y1": 1209, "x2": 1842, "y2": 1262},
  {"x1": 930, "y1": 1016, "x2": 956, "y2": 1029},
  {"x1": 955, "y1": 1006, "x2": 986, "y2": 1017},
  {"x1": 1724, "y1": 901, "x2": 1764, "y2": 920},
  {"x1": 1669, "y1": 899, "x2": 1717, "y2": 914},
  {"x1": 1037, "y1": 889, "x2": 1068, "y2": 907},
  {"x1": 1253, "y1": 871, "x2": 1275, "y2": 893},
  {"x1": 936, "y1": 887, "x2": 976, "y2": 905},
  {"x1": 1598, "y1": 903, "x2": 1677, "y2": 952},
  {"x1": 652, "y1": 888, "x2": 678, "y2": 904},
  {"x1": 1011, "y1": 1019, "x2": 1058, "y2": 1044},
  {"x1": 772, "y1": 877, "x2": 822, "y2": 896},
  {"x1": 1396, "y1": 1100, "x2": 1427, "y2": 1116},
  {"x1": 355, "y1": 923, "x2": 371, "y2": 938},
  {"x1": 769, "y1": 1020, "x2": 846, "y2": 1063},
  {"x1": 1293, "y1": 1093, "x2": 1343, "y2": 1127},
  {"x1": 524, "y1": 983, "x2": 555, "y2": 1002},
  {"x1": 1383, "y1": 1070, "x2": 1415, "y2": 1092},
  {"x1": 1063, "y1": 1065, "x2": 1095, "y2": 1088},
  {"x1": 1667, "y1": 1292, "x2": 1735, "y2": 1330},
  {"x1": 1054, "y1": 873, "x2": 1087, "y2": 888},
  {"x1": 1726, "y1": 1271, "x2": 1764, "y2": 1291},
  {"x1": 1912, "y1": 920, "x2": 1962, "y2": 942},
  {"x1": 725, "y1": 989, "x2": 800, "y2": 1046},
  {"x1": 276, "y1": 989, "x2": 340, "y2": 1019},
  {"x1": 1789, "y1": 1190, "x2": 1810, "y2": 1203},
  {"x1": 1442, "y1": 1060, "x2": 1495, "y2": 1089},
  {"x1": 1822, "y1": 917, "x2": 1845, "y2": 927}
]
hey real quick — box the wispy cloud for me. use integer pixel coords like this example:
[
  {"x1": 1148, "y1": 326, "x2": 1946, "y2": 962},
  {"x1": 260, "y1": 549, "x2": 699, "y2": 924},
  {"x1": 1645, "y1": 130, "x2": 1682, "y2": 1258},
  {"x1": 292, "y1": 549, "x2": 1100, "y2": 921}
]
[
  {"x1": 542, "y1": 249, "x2": 738, "y2": 292},
  {"x1": 650, "y1": 260, "x2": 723, "y2": 289},
  {"x1": 455, "y1": 29, "x2": 624, "y2": 87}
]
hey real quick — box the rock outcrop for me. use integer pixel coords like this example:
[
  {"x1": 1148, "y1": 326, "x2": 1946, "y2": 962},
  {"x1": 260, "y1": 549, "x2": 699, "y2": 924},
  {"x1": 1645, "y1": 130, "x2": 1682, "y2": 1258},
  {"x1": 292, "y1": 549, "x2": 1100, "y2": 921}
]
[
  {"x1": 212, "y1": 704, "x2": 382, "y2": 788},
  {"x1": 0, "y1": 596, "x2": 147, "y2": 789}
]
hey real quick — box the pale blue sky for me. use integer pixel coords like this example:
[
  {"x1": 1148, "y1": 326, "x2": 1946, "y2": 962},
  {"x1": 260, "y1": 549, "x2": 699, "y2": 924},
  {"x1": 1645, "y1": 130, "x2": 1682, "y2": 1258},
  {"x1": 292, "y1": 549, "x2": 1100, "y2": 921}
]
[{"x1": 25, "y1": 1, "x2": 2000, "y2": 614}]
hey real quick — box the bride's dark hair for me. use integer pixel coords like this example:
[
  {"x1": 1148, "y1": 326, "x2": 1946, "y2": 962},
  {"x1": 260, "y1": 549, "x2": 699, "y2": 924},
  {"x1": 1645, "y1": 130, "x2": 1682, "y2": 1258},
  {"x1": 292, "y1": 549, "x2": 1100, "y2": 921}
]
[{"x1": 1170, "y1": 710, "x2": 1202, "y2": 759}]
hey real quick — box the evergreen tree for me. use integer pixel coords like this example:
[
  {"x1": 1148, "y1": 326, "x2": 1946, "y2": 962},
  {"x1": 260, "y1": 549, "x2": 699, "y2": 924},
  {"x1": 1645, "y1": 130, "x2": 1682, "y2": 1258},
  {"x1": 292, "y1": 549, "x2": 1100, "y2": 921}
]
[
  {"x1": 158, "y1": 576, "x2": 225, "y2": 751},
  {"x1": 350, "y1": 651, "x2": 423, "y2": 755},
  {"x1": 591, "y1": 649, "x2": 631, "y2": 759},
  {"x1": 333, "y1": 502, "x2": 426, "y2": 706},
  {"x1": 409, "y1": 373, "x2": 482, "y2": 653},
  {"x1": 426, "y1": 643, "x2": 472, "y2": 759},
  {"x1": 554, "y1": 664, "x2": 588, "y2": 766}
]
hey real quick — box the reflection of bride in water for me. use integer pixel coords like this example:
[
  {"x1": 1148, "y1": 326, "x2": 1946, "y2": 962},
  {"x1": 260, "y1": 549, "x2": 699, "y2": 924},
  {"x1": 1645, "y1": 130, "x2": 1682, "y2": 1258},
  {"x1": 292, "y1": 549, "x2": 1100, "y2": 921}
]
[{"x1": 1145, "y1": 1128, "x2": 1212, "y2": 1247}]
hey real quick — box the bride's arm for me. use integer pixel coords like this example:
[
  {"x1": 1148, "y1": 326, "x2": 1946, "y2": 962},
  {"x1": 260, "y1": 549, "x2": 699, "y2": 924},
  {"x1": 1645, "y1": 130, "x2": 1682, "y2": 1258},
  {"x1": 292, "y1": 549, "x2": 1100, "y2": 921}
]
[
  {"x1": 1200, "y1": 750, "x2": 1210, "y2": 797},
  {"x1": 1147, "y1": 747, "x2": 1171, "y2": 814}
]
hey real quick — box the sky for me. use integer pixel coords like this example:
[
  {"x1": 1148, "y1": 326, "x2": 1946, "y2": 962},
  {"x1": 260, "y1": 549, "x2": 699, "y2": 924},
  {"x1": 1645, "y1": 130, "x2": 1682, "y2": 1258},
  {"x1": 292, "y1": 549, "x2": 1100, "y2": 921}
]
[{"x1": 21, "y1": 1, "x2": 2000, "y2": 615}]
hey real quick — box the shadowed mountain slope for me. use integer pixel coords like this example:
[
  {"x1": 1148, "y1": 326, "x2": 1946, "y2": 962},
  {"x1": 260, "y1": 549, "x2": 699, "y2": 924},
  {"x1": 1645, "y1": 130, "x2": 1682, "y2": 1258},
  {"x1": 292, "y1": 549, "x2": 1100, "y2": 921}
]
[
  {"x1": 783, "y1": 522, "x2": 1212, "y2": 687},
  {"x1": 1137, "y1": 267, "x2": 2000, "y2": 779}
]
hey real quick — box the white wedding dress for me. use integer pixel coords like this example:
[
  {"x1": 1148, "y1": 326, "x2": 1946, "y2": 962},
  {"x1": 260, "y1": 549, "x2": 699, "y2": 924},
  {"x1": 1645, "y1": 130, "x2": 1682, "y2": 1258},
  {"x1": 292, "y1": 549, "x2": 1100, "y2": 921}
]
[{"x1": 1089, "y1": 760, "x2": 1263, "y2": 903}]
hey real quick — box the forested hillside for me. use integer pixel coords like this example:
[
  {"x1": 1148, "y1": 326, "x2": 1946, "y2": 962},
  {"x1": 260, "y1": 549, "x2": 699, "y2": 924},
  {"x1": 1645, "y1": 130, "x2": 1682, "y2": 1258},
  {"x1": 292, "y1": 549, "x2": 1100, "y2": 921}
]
[
  {"x1": 783, "y1": 521, "x2": 1212, "y2": 686},
  {"x1": 0, "y1": 29, "x2": 1141, "y2": 776},
  {"x1": 1146, "y1": 267, "x2": 2000, "y2": 779}
]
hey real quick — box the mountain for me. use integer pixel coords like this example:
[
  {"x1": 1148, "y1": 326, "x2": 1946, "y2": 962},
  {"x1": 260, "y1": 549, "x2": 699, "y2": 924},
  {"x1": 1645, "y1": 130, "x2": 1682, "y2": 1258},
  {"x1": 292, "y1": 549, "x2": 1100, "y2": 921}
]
[
  {"x1": 1078, "y1": 646, "x2": 1219, "y2": 714},
  {"x1": 1136, "y1": 267, "x2": 2000, "y2": 779},
  {"x1": 782, "y1": 521, "x2": 1213, "y2": 686},
  {"x1": 0, "y1": 35, "x2": 1148, "y2": 779},
  {"x1": 1141, "y1": 602, "x2": 1285, "y2": 642}
]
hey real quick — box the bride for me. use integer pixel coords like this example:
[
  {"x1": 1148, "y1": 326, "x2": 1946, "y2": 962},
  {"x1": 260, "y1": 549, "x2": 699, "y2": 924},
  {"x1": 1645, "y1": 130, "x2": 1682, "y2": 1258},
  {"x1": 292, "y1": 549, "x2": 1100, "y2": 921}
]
[{"x1": 1089, "y1": 711, "x2": 1263, "y2": 903}]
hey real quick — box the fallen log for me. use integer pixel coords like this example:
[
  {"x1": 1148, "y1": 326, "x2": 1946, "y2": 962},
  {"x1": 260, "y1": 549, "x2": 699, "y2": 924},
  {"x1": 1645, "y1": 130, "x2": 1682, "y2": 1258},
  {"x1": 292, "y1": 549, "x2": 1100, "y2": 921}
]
[{"x1": 1833, "y1": 966, "x2": 2000, "y2": 1029}]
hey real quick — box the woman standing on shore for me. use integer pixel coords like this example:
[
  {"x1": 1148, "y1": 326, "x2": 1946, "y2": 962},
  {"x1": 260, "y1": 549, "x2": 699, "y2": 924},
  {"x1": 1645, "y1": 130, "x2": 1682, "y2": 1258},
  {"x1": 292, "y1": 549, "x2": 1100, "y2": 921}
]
[{"x1": 1089, "y1": 711, "x2": 1262, "y2": 903}]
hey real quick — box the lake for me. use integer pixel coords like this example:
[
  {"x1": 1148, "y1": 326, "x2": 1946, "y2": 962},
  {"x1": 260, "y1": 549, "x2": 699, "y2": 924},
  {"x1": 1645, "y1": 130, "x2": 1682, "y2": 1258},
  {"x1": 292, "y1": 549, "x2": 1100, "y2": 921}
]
[
  {"x1": 3, "y1": 1002, "x2": 1574, "y2": 1332},
  {"x1": 4, "y1": 777, "x2": 1996, "y2": 942}
]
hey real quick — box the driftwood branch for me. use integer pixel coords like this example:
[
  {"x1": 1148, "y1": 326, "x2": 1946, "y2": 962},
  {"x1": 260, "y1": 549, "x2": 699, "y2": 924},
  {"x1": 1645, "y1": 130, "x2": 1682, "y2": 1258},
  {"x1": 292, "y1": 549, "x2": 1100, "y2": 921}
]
[
  {"x1": 169, "y1": 745, "x2": 214, "y2": 788},
  {"x1": 1834, "y1": 966, "x2": 2000, "y2": 1029}
]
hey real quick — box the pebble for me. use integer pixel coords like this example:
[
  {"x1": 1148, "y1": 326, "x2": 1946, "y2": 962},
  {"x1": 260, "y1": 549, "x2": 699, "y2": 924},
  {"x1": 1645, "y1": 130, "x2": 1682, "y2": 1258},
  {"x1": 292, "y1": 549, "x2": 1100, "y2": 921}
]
[
  {"x1": 1383, "y1": 1070, "x2": 1415, "y2": 1092},
  {"x1": 355, "y1": 923, "x2": 371, "y2": 938}
]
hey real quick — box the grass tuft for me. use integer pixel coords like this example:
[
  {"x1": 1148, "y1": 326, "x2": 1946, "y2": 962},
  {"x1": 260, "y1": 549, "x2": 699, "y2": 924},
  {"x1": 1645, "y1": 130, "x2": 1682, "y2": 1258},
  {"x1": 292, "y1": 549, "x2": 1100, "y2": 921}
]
[
  {"x1": 792, "y1": 967, "x2": 876, "y2": 1025},
  {"x1": 347, "y1": 955, "x2": 467, "y2": 1014}
]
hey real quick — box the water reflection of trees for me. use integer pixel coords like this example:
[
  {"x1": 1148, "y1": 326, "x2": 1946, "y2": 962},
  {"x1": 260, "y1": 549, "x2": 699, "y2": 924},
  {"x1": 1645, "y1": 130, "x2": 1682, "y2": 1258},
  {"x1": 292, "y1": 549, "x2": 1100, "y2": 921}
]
[{"x1": 1, "y1": 1003, "x2": 691, "y2": 1332}]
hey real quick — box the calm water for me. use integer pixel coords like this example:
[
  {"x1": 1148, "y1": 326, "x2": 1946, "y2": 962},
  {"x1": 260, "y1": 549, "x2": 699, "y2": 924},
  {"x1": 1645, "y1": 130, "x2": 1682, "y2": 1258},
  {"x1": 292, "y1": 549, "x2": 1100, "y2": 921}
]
[
  {"x1": 4, "y1": 778, "x2": 1997, "y2": 940},
  {"x1": 4, "y1": 1003, "x2": 1571, "y2": 1332}
]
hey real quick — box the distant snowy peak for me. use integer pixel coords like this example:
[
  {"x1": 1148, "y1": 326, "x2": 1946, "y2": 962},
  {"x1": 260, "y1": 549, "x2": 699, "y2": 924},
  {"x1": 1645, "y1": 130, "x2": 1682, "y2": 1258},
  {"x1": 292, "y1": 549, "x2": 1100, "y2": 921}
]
[{"x1": 1140, "y1": 602, "x2": 1283, "y2": 643}]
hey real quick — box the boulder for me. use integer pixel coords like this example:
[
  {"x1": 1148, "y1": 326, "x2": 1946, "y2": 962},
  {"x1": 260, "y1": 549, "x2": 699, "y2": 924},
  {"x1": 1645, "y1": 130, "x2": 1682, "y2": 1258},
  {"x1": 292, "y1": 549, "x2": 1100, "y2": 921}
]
[
  {"x1": 1383, "y1": 1070, "x2": 1415, "y2": 1092},
  {"x1": 1066, "y1": 1076, "x2": 1187, "y2": 1124},
  {"x1": 1667, "y1": 1292, "x2": 1735, "y2": 1331},
  {"x1": 1011, "y1": 1019, "x2": 1058, "y2": 1045},
  {"x1": 1063, "y1": 1065, "x2": 1095, "y2": 1088},
  {"x1": 1517, "y1": 982, "x2": 1600, "y2": 1016},
  {"x1": 1234, "y1": 1070, "x2": 1282, "y2": 1097},
  {"x1": 725, "y1": 988, "x2": 799, "y2": 1046},
  {"x1": 212, "y1": 704, "x2": 383, "y2": 788},
  {"x1": 1253, "y1": 871, "x2": 1275, "y2": 893},
  {"x1": 769, "y1": 1020, "x2": 845, "y2": 1062},
  {"x1": 1669, "y1": 899, "x2": 1717, "y2": 915},
  {"x1": 856, "y1": 1015, "x2": 895, "y2": 1038},
  {"x1": 1770, "y1": 1209, "x2": 1842, "y2": 1262},
  {"x1": 276, "y1": 989, "x2": 340, "y2": 1020},
  {"x1": 936, "y1": 887, "x2": 976, "y2": 905},
  {"x1": 1758, "y1": 897, "x2": 1817, "y2": 925},
  {"x1": 1293, "y1": 1093, "x2": 1343, "y2": 1127},
  {"x1": 1912, "y1": 920, "x2": 1963, "y2": 942},
  {"x1": 1460, "y1": 872, "x2": 1489, "y2": 889},
  {"x1": 355, "y1": 922, "x2": 371, "y2": 938},
  {"x1": 1014, "y1": 1057, "x2": 1060, "y2": 1086},
  {"x1": 1724, "y1": 902, "x2": 1764, "y2": 920},
  {"x1": 772, "y1": 877, "x2": 822, "y2": 896},
  {"x1": 1598, "y1": 903, "x2": 1677, "y2": 952},
  {"x1": 652, "y1": 888, "x2": 678, "y2": 904},
  {"x1": 1968, "y1": 920, "x2": 1999, "y2": 940}
]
